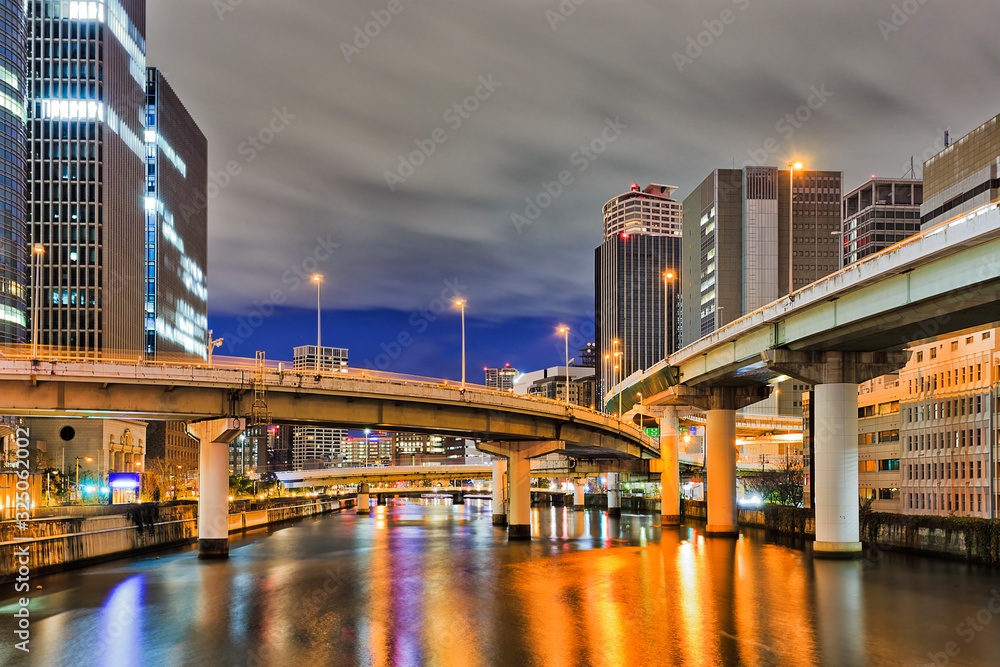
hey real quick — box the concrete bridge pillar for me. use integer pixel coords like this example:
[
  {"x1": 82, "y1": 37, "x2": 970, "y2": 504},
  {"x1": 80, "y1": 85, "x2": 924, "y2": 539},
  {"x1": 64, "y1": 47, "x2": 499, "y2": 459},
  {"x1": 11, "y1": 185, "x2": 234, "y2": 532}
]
[
  {"x1": 660, "y1": 406, "x2": 681, "y2": 526},
  {"x1": 763, "y1": 349, "x2": 909, "y2": 558},
  {"x1": 492, "y1": 459, "x2": 508, "y2": 526},
  {"x1": 357, "y1": 483, "x2": 370, "y2": 515},
  {"x1": 376, "y1": 493, "x2": 386, "y2": 506},
  {"x1": 452, "y1": 491, "x2": 465, "y2": 505},
  {"x1": 706, "y1": 408, "x2": 738, "y2": 536},
  {"x1": 479, "y1": 441, "x2": 564, "y2": 540},
  {"x1": 573, "y1": 478, "x2": 586, "y2": 509},
  {"x1": 700, "y1": 386, "x2": 770, "y2": 537},
  {"x1": 607, "y1": 473, "x2": 621, "y2": 517},
  {"x1": 188, "y1": 418, "x2": 245, "y2": 559}
]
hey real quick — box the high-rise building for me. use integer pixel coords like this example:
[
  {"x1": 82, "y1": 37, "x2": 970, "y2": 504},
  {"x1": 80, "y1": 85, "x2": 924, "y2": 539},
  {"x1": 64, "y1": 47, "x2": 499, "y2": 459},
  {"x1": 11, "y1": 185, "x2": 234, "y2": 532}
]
[
  {"x1": 292, "y1": 345, "x2": 347, "y2": 468},
  {"x1": 682, "y1": 167, "x2": 844, "y2": 344},
  {"x1": 857, "y1": 375, "x2": 902, "y2": 512},
  {"x1": 841, "y1": 177, "x2": 922, "y2": 267},
  {"x1": 28, "y1": 0, "x2": 149, "y2": 353},
  {"x1": 484, "y1": 364, "x2": 517, "y2": 391},
  {"x1": 144, "y1": 67, "x2": 207, "y2": 358},
  {"x1": 513, "y1": 365, "x2": 596, "y2": 408},
  {"x1": 0, "y1": 0, "x2": 26, "y2": 345},
  {"x1": 596, "y1": 184, "x2": 682, "y2": 405},
  {"x1": 899, "y1": 327, "x2": 999, "y2": 518},
  {"x1": 681, "y1": 167, "x2": 843, "y2": 415},
  {"x1": 145, "y1": 420, "x2": 198, "y2": 473},
  {"x1": 922, "y1": 115, "x2": 1000, "y2": 229},
  {"x1": 392, "y1": 432, "x2": 446, "y2": 466}
]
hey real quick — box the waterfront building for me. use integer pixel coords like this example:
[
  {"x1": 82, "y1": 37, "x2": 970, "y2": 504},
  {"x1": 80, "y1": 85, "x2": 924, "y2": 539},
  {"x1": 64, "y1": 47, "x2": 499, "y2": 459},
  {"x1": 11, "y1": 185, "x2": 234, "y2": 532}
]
[{"x1": 292, "y1": 345, "x2": 348, "y2": 468}]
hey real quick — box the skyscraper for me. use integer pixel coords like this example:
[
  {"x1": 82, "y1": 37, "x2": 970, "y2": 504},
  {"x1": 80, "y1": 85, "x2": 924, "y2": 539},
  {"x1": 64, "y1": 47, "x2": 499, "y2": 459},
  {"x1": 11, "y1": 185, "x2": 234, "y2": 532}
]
[
  {"x1": 292, "y1": 345, "x2": 347, "y2": 468},
  {"x1": 0, "y1": 0, "x2": 26, "y2": 345},
  {"x1": 144, "y1": 67, "x2": 207, "y2": 358},
  {"x1": 595, "y1": 184, "x2": 682, "y2": 406},
  {"x1": 682, "y1": 167, "x2": 844, "y2": 345},
  {"x1": 28, "y1": 0, "x2": 148, "y2": 353}
]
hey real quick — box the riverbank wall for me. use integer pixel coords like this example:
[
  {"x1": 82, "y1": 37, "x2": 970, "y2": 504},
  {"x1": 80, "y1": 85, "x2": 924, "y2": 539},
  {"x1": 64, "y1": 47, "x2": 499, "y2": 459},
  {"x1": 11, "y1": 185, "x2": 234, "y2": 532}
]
[
  {"x1": 679, "y1": 499, "x2": 1000, "y2": 567},
  {"x1": 0, "y1": 495, "x2": 356, "y2": 582}
]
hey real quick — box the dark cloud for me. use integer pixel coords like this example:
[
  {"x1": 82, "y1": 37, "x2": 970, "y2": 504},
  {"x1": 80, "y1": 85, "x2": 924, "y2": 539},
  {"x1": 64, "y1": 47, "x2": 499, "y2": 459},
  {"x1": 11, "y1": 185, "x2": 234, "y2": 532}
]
[{"x1": 148, "y1": 0, "x2": 1000, "y2": 328}]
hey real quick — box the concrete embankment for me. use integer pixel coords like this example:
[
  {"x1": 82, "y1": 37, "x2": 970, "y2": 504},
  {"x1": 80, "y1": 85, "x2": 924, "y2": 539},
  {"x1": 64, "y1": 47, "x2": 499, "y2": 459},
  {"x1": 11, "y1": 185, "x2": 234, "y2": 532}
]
[
  {"x1": 0, "y1": 496, "x2": 356, "y2": 582},
  {"x1": 679, "y1": 499, "x2": 1000, "y2": 567}
]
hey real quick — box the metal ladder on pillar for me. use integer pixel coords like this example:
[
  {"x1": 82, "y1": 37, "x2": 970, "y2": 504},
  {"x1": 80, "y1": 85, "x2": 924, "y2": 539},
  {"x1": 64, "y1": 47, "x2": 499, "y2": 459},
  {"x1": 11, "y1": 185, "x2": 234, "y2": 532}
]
[{"x1": 251, "y1": 351, "x2": 271, "y2": 426}]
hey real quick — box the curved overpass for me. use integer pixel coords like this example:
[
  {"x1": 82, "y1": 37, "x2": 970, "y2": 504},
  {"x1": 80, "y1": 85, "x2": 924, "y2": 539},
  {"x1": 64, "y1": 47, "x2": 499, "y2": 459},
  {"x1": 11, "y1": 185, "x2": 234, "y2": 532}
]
[{"x1": 0, "y1": 357, "x2": 657, "y2": 460}]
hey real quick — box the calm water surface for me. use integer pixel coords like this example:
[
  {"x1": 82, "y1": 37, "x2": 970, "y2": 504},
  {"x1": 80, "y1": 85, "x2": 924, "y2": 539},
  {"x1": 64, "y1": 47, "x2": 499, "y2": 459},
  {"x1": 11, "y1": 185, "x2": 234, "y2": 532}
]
[{"x1": 3, "y1": 499, "x2": 1000, "y2": 667}]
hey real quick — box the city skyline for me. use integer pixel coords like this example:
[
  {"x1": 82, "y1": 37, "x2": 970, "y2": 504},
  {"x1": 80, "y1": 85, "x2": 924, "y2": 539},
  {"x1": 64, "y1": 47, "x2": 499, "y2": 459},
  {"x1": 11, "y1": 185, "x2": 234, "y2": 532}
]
[{"x1": 145, "y1": 0, "x2": 1000, "y2": 377}]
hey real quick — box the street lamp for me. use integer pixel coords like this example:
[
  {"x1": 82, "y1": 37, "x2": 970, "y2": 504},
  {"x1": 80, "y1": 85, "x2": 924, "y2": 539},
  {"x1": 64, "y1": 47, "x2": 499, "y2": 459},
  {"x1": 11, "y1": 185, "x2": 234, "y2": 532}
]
[
  {"x1": 788, "y1": 161, "x2": 803, "y2": 295},
  {"x1": 558, "y1": 325, "x2": 570, "y2": 404},
  {"x1": 454, "y1": 299, "x2": 466, "y2": 390},
  {"x1": 31, "y1": 244, "x2": 44, "y2": 359},
  {"x1": 206, "y1": 329, "x2": 223, "y2": 367},
  {"x1": 75, "y1": 456, "x2": 92, "y2": 501},
  {"x1": 312, "y1": 274, "x2": 323, "y2": 371},
  {"x1": 663, "y1": 271, "x2": 674, "y2": 355}
]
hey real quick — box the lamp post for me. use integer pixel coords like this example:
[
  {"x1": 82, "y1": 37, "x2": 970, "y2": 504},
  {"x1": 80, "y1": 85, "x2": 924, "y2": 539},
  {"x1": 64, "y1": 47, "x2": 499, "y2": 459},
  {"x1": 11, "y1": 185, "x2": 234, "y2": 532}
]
[
  {"x1": 31, "y1": 244, "x2": 44, "y2": 359},
  {"x1": 788, "y1": 161, "x2": 803, "y2": 296},
  {"x1": 312, "y1": 274, "x2": 323, "y2": 371},
  {"x1": 206, "y1": 329, "x2": 223, "y2": 367},
  {"x1": 558, "y1": 326, "x2": 570, "y2": 404},
  {"x1": 663, "y1": 271, "x2": 674, "y2": 356},
  {"x1": 454, "y1": 299, "x2": 466, "y2": 390}
]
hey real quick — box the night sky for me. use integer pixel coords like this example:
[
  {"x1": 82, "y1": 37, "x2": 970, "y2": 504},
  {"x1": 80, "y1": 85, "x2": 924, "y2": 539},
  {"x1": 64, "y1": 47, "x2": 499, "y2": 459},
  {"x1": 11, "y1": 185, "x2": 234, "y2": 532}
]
[{"x1": 147, "y1": 1, "x2": 1000, "y2": 379}]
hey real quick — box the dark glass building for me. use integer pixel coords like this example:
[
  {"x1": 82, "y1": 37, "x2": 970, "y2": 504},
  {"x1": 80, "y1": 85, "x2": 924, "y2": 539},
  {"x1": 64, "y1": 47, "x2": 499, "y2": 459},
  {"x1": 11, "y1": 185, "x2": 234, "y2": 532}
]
[
  {"x1": 595, "y1": 233, "x2": 682, "y2": 406},
  {"x1": 27, "y1": 0, "x2": 147, "y2": 353},
  {"x1": 0, "y1": 0, "x2": 26, "y2": 344},
  {"x1": 145, "y1": 67, "x2": 207, "y2": 358}
]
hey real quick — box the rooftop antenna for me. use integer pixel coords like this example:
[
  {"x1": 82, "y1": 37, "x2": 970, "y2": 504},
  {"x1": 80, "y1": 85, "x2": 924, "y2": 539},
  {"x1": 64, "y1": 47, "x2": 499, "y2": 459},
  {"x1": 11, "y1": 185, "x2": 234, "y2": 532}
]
[
  {"x1": 944, "y1": 130, "x2": 950, "y2": 148},
  {"x1": 904, "y1": 156, "x2": 916, "y2": 179}
]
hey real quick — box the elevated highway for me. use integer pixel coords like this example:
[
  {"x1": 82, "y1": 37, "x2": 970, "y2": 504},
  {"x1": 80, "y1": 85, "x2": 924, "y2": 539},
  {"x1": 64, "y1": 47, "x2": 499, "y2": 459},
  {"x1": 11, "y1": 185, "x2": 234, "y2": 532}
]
[
  {"x1": 0, "y1": 352, "x2": 658, "y2": 550},
  {"x1": 607, "y1": 198, "x2": 1000, "y2": 555}
]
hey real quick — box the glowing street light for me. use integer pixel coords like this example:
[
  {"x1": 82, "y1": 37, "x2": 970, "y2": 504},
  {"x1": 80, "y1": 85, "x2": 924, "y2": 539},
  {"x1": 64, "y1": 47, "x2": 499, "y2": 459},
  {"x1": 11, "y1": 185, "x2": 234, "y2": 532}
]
[
  {"x1": 788, "y1": 161, "x2": 803, "y2": 295},
  {"x1": 454, "y1": 299, "x2": 466, "y2": 390},
  {"x1": 207, "y1": 329, "x2": 224, "y2": 367},
  {"x1": 31, "y1": 244, "x2": 44, "y2": 359},
  {"x1": 313, "y1": 274, "x2": 323, "y2": 371},
  {"x1": 663, "y1": 271, "x2": 675, "y2": 354},
  {"x1": 557, "y1": 325, "x2": 570, "y2": 404}
]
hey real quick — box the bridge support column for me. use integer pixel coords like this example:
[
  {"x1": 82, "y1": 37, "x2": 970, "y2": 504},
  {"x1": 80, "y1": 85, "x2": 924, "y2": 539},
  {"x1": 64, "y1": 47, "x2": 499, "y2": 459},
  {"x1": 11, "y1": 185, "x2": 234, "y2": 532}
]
[
  {"x1": 479, "y1": 441, "x2": 564, "y2": 540},
  {"x1": 376, "y1": 493, "x2": 385, "y2": 506},
  {"x1": 357, "y1": 483, "x2": 370, "y2": 515},
  {"x1": 492, "y1": 459, "x2": 508, "y2": 526},
  {"x1": 453, "y1": 492, "x2": 465, "y2": 505},
  {"x1": 706, "y1": 408, "x2": 738, "y2": 536},
  {"x1": 660, "y1": 406, "x2": 681, "y2": 526},
  {"x1": 813, "y1": 383, "x2": 861, "y2": 557},
  {"x1": 607, "y1": 473, "x2": 621, "y2": 517},
  {"x1": 573, "y1": 478, "x2": 586, "y2": 510},
  {"x1": 762, "y1": 349, "x2": 910, "y2": 558},
  {"x1": 188, "y1": 418, "x2": 245, "y2": 559}
]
